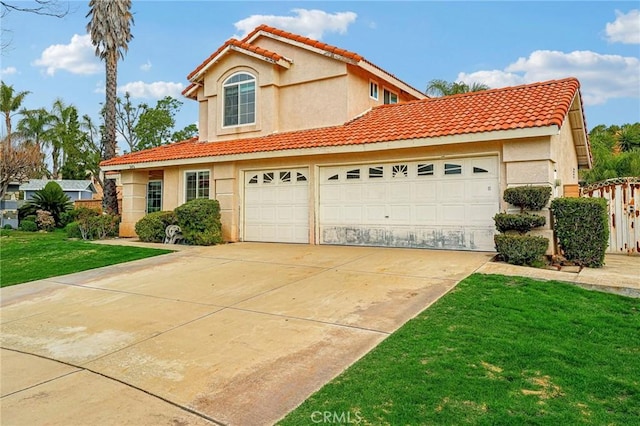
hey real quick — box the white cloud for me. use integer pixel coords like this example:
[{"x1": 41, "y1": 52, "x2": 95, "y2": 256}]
[
  {"x1": 0, "y1": 66, "x2": 18, "y2": 77},
  {"x1": 118, "y1": 81, "x2": 185, "y2": 99},
  {"x1": 33, "y1": 34, "x2": 100, "y2": 76},
  {"x1": 234, "y1": 8, "x2": 357, "y2": 40},
  {"x1": 140, "y1": 60, "x2": 152, "y2": 72},
  {"x1": 458, "y1": 50, "x2": 640, "y2": 105},
  {"x1": 605, "y1": 9, "x2": 640, "y2": 44}
]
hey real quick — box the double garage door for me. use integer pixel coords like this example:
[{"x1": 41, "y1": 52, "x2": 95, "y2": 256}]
[{"x1": 243, "y1": 157, "x2": 500, "y2": 251}]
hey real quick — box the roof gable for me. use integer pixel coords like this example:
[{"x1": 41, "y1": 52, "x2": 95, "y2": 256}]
[
  {"x1": 103, "y1": 78, "x2": 589, "y2": 169},
  {"x1": 185, "y1": 24, "x2": 425, "y2": 99}
]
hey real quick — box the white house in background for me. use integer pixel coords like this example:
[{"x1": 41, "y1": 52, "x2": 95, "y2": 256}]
[{"x1": 20, "y1": 179, "x2": 97, "y2": 202}]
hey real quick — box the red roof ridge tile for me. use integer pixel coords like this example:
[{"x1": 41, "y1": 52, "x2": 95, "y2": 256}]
[{"x1": 186, "y1": 38, "x2": 288, "y2": 81}]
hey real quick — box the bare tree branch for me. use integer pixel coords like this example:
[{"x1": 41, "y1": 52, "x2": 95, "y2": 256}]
[{"x1": 1, "y1": 1, "x2": 70, "y2": 18}]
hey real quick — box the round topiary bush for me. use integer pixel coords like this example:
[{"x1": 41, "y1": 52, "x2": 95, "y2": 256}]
[
  {"x1": 174, "y1": 198, "x2": 223, "y2": 246},
  {"x1": 19, "y1": 220, "x2": 38, "y2": 232},
  {"x1": 135, "y1": 211, "x2": 178, "y2": 243},
  {"x1": 494, "y1": 234, "x2": 549, "y2": 266},
  {"x1": 493, "y1": 213, "x2": 546, "y2": 234}
]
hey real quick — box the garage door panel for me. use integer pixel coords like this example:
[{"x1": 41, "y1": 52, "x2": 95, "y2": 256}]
[
  {"x1": 319, "y1": 157, "x2": 499, "y2": 251},
  {"x1": 244, "y1": 168, "x2": 309, "y2": 243}
]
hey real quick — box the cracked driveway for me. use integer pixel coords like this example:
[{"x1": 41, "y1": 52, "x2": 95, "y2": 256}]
[{"x1": 1, "y1": 243, "x2": 491, "y2": 425}]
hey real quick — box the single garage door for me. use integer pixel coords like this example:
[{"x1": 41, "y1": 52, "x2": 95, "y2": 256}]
[
  {"x1": 244, "y1": 168, "x2": 309, "y2": 243},
  {"x1": 319, "y1": 157, "x2": 499, "y2": 251}
]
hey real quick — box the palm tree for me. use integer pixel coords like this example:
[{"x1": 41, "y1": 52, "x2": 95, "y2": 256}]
[
  {"x1": 425, "y1": 79, "x2": 490, "y2": 97},
  {"x1": 48, "y1": 99, "x2": 83, "y2": 179},
  {"x1": 16, "y1": 108, "x2": 53, "y2": 152},
  {"x1": 0, "y1": 81, "x2": 30, "y2": 148},
  {"x1": 86, "y1": 0, "x2": 133, "y2": 214}
]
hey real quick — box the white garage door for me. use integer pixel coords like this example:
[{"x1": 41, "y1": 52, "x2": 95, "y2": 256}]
[
  {"x1": 244, "y1": 168, "x2": 309, "y2": 243},
  {"x1": 319, "y1": 157, "x2": 499, "y2": 251}
]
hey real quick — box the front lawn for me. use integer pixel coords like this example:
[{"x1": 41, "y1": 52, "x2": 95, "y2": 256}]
[
  {"x1": 0, "y1": 230, "x2": 172, "y2": 287},
  {"x1": 280, "y1": 274, "x2": 640, "y2": 425}
]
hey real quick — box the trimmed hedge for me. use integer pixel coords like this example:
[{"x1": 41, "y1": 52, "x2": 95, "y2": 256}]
[
  {"x1": 504, "y1": 186, "x2": 552, "y2": 212},
  {"x1": 175, "y1": 198, "x2": 223, "y2": 246},
  {"x1": 551, "y1": 197, "x2": 609, "y2": 267},
  {"x1": 494, "y1": 234, "x2": 549, "y2": 266},
  {"x1": 135, "y1": 211, "x2": 178, "y2": 243},
  {"x1": 493, "y1": 213, "x2": 546, "y2": 234},
  {"x1": 65, "y1": 221, "x2": 82, "y2": 239},
  {"x1": 19, "y1": 220, "x2": 37, "y2": 232}
]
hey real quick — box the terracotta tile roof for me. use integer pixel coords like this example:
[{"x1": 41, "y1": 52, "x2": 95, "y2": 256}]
[
  {"x1": 102, "y1": 78, "x2": 582, "y2": 168},
  {"x1": 244, "y1": 25, "x2": 423, "y2": 97},
  {"x1": 186, "y1": 38, "x2": 288, "y2": 81}
]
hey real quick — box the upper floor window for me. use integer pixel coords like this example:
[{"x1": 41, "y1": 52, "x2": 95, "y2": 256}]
[
  {"x1": 369, "y1": 81, "x2": 379, "y2": 100},
  {"x1": 383, "y1": 89, "x2": 398, "y2": 104},
  {"x1": 223, "y1": 72, "x2": 255, "y2": 127}
]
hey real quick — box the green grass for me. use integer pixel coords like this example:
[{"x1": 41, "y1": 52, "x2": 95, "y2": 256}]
[
  {"x1": 279, "y1": 274, "x2": 640, "y2": 425},
  {"x1": 0, "y1": 230, "x2": 172, "y2": 287}
]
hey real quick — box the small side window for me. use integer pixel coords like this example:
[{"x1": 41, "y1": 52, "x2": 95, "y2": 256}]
[
  {"x1": 328, "y1": 174, "x2": 339, "y2": 181},
  {"x1": 370, "y1": 81, "x2": 379, "y2": 100},
  {"x1": 248, "y1": 174, "x2": 258, "y2": 184},
  {"x1": 473, "y1": 167, "x2": 489, "y2": 174},
  {"x1": 297, "y1": 172, "x2": 307, "y2": 182},
  {"x1": 263, "y1": 172, "x2": 274, "y2": 183},
  {"x1": 392, "y1": 164, "x2": 408, "y2": 178}
]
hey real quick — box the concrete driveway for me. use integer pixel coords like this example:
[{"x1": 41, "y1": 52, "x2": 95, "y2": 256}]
[{"x1": 1, "y1": 243, "x2": 491, "y2": 425}]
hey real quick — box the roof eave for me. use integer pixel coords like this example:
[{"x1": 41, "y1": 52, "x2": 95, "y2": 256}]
[{"x1": 100, "y1": 126, "x2": 558, "y2": 171}]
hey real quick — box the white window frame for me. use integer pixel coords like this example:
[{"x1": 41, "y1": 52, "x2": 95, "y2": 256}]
[
  {"x1": 146, "y1": 180, "x2": 163, "y2": 213},
  {"x1": 222, "y1": 72, "x2": 256, "y2": 128},
  {"x1": 383, "y1": 88, "x2": 398, "y2": 104},
  {"x1": 184, "y1": 170, "x2": 211, "y2": 202},
  {"x1": 369, "y1": 80, "x2": 379, "y2": 100}
]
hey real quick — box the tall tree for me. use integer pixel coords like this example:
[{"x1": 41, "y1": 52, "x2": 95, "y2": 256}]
[
  {"x1": 86, "y1": 0, "x2": 133, "y2": 214},
  {"x1": 48, "y1": 99, "x2": 83, "y2": 178},
  {"x1": 172, "y1": 123, "x2": 198, "y2": 142},
  {"x1": 115, "y1": 92, "x2": 142, "y2": 153},
  {"x1": 425, "y1": 79, "x2": 490, "y2": 97},
  {"x1": 0, "y1": 136, "x2": 42, "y2": 198},
  {"x1": 135, "y1": 96, "x2": 182, "y2": 151},
  {"x1": 15, "y1": 107, "x2": 52, "y2": 176},
  {"x1": 0, "y1": 81, "x2": 30, "y2": 148}
]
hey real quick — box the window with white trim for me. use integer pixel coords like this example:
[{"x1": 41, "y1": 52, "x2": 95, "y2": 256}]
[
  {"x1": 223, "y1": 72, "x2": 256, "y2": 127},
  {"x1": 185, "y1": 171, "x2": 210, "y2": 201},
  {"x1": 383, "y1": 89, "x2": 398, "y2": 104},
  {"x1": 369, "y1": 81, "x2": 379, "y2": 100},
  {"x1": 146, "y1": 181, "x2": 162, "y2": 213}
]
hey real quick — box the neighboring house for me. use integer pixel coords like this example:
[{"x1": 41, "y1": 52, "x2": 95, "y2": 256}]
[
  {"x1": 101, "y1": 25, "x2": 591, "y2": 252},
  {"x1": 1, "y1": 182, "x2": 22, "y2": 229},
  {"x1": 20, "y1": 179, "x2": 97, "y2": 202}
]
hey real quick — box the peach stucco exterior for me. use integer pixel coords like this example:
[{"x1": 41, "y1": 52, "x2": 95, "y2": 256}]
[{"x1": 103, "y1": 25, "x2": 590, "y2": 253}]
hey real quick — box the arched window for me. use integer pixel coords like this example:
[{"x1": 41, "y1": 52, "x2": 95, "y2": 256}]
[{"x1": 223, "y1": 72, "x2": 256, "y2": 126}]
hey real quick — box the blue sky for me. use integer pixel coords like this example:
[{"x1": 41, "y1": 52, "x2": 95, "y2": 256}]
[{"x1": 1, "y1": 1, "x2": 639, "y2": 149}]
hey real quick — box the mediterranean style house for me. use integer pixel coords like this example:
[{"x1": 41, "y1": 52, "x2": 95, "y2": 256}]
[{"x1": 101, "y1": 25, "x2": 591, "y2": 252}]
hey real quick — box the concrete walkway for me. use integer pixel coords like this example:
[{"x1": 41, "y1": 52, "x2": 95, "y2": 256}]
[
  {"x1": 1, "y1": 243, "x2": 492, "y2": 425},
  {"x1": 477, "y1": 254, "x2": 640, "y2": 298}
]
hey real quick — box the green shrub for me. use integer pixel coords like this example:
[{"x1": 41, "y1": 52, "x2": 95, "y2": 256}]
[
  {"x1": 22, "y1": 182, "x2": 73, "y2": 225},
  {"x1": 23, "y1": 214, "x2": 37, "y2": 223},
  {"x1": 135, "y1": 211, "x2": 178, "y2": 243},
  {"x1": 551, "y1": 197, "x2": 609, "y2": 267},
  {"x1": 65, "y1": 221, "x2": 82, "y2": 239},
  {"x1": 493, "y1": 213, "x2": 546, "y2": 234},
  {"x1": 19, "y1": 220, "x2": 37, "y2": 232},
  {"x1": 504, "y1": 186, "x2": 552, "y2": 212},
  {"x1": 3, "y1": 224, "x2": 14, "y2": 230},
  {"x1": 175, "y1": 198, "x2": 223, "y2": 246},
  {"x1": 494, "y1": 234, "x2": 549, "y2": 266}
]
